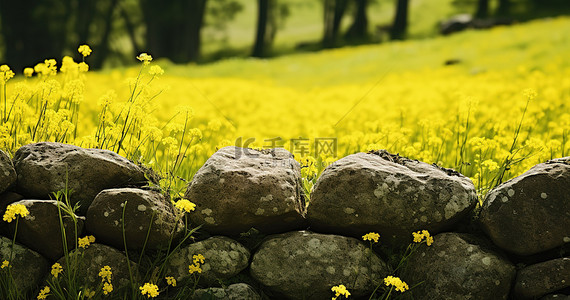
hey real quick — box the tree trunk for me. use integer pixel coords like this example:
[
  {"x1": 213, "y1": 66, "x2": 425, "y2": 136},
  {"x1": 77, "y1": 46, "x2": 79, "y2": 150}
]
[
  {"x1": 390, "y1": 0, "x2": 409, "y2": 40},
  {"x1": 185, "y1": 0, "x2": 207, "y2": 62},
  {"x1": 252, "y1": 0, "x2": 270, "y2": 57},
  {"x1": 475, "y1": 0, "x2": 489, "y2": 18},
  {"x1": 92, "y1": 0, "x2": 119, "y2": 68},
  {"x1": 345, "y1": 0, "x2": 369, "y2": 42},
  {"x1": 322, "y1": 0, "x2": 348, "y2": 48},
  {"x1": 497, "y1": 0, "x2": 510, "y2": 16}
]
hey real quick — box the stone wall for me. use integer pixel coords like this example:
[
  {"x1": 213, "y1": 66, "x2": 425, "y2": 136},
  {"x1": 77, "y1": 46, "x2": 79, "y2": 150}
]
[{"x1": 0, "y1": 142, "x2": 569, "y2": 299}]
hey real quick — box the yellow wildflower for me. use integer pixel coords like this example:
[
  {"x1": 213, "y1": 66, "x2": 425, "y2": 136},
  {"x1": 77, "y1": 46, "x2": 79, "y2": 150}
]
[
  {"x1": 102, "y1": 282, "x2": 113, "y2": 295},
  {"x1": 37, "y1": 286, "x2": 50, "y2": 300},
  {"x1": 78, "y1": 235, "x2": 96, "y2": 248},
  {"x1": 522, "y1": 88, "x2": 537, "y2": 100},
  {"x1": 3, "y1": 204, "x2": 29, "y2": 223},
  {"x1": 331, "y1": 284, "x2": 351, "y2": 299},
  {"x1": 188, "y1": 264, "x2": 202, "y2": 274},
  {"x1": 51, "y1": 262, "x2": 63, "y2": 278},
  {"x1": 23, "y1": 67, "x2": 34, "y2": 77},
  {"x1": 384, "y1": 276, "x2": 409, "y2": 292},
  {"x1": 78, "y1": 62, "x2": 89, "y2": 73},
  {"x1": 84, "y1": 288, "x2": 96, "y2": 298},
  {"x1": 1, "y1": 260, "x2": 9, "y2": 269},
  {"x1": 99, "y1": 265, "x2": 112, "y2": 282},
  {"x1": 174, "y1": 199, "x2": 196, "y2": 213},
  {"x1": 193, "y1": 254, "x2": 205, "y2": 264},
  {"x1": 149, "y1": 65, "x2": 164, "y2": 77},
  {"x1": 78, "y1": 45, "x2": 92, "y2": 57},
  {"x1": 362, "y1": 232, "x2": 380, "y2": 243},
  {"x1": 139, "y1": 282, "x2": 159, "y2": 298},
  {"x1": 137, "y1": 53, "x2": 153, "y2": 65},
  {"x1": 1, "y1": 64, "x2": 15, "y2": 83},
  {"x1": 165, "y1": 276, "x2": 177, "y2": 287},
  {"x1": 413, "y1": 230, "x2": 433, "y2": 246}
]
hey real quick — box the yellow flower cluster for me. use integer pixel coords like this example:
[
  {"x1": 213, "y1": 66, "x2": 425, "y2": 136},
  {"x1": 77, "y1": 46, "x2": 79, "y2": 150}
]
[
  {"x1": 331, "y1": 284, "x2": 351, "y2": 299},
  {"x1": 37, "y1": 286, "x2": 50, "y2": 300},
  {"x1": 0, "y1": 65, "x2": 15, "y2": 83},
  {"x1": 165, "y1": 276, "x2": 177, "y2": 287},
  {"x1": 384, "y1": 276, "x2": 409, "y2": 292},
  {"x1": 188, "y1": 254, "x2": 205, "y2": 274},
  {"x1": 362, "y1": 232, "x2": 380, "y2": 243},
  {"x1": 174, "y1": 199, "x2": 196, "y2": 213},
  {"x1": 98, "y1": 265, "x2": 113, "y2": 295},
  {"x1": 3, "y1": 204, "x2": 29, "y2": 223},
  {"x1": 78, "y1": 235, "x2": 96, "y2": 248},
  {"x1": 51, "y1": 262, "x2": 63, "y2": 278},
  {"x1": 78, "y1": 45, "x2": 92, "y2": 57},
  {"x1": 140, "y1": 282, "x2": 159, "y2": 298},
  {"x1": 1, "y1": 260, "x2": 9, "y2": 269},
  {"x1": 412, "y1": 230, "x2": 434, "y2": 246}
]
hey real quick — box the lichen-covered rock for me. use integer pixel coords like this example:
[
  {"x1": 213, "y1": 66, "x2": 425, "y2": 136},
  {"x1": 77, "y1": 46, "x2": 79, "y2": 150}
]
[
  {"x1": 13, "y1": 142, "x2": 146, "y2": 215},
  {"x1": 185, "y1": 146, "x2": 305, "y2": 235},
  {"x1": 250, "y1": 231, "x2": 388, "y2": 299},
  {"x1": 86, "y1": 188, "x2": 182, "y2": 250},
  {"x1": 0, "y1": 236, "x2": 50, "y2": 294},
  {"x1": 0, "y1": 150, "x2": 16, "y2": 194},
  {"x1": 57, "y1": 243, "x2": 137, "y2": 291},
  {"x1": 402, "y1": 232, "x2": 516, "y2": 300},
  {"x1": 6, "y1": 199, "x2": 83, "y2": 260},
  {"x1": 192, "y1": 283, "x2": 261, "y2": 300},
  {"x1": 165, "y1": 236, "x2": 250, "y2": 285},
  {"x1": 514, "y1": 257, "x2": 570, "y2": 299},
  {"x1": 307, "y1": 150, "x2": 477, "y2": 243},
  {"x1": 479, "y1": 157, "x2": 570, "y2": 255}
]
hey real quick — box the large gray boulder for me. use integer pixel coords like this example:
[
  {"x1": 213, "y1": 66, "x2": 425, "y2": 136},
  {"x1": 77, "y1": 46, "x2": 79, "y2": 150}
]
[
  {"x1": 402, "y1": 232, "x2": 516, "y2": 300},
  {"x1": 165, "y1": 236, "x2": 250, "y2": 285},
  {"x1": 514, "y1": 257, "x2": 570, "y2": 299},
  {"x1": 250, "y1": 231, "x2": 389, "y2": 299},
  {"x1": 57, "y1": 243, "x2": 137, "y2": 291},
  {"x1": 0, "y1": 236, "x2": 50, "y2": 295},
  {"x1": 0, "y1": 150, "x2": 16, "y2": 194},
  {"x1": 307, "y1": 150, "x2": 477, "y2": 243},
  {"x1": 192, "y1": 283, "x2": 261, "y2": 300},
  {"x1": 13, "y1": 142, "x2": 147, "y2": 215},
  {"x1": 185, "y1": 146, "x2": 306, "y2": 235},
  {"x1": 479, "y1": 157, "x2": 570, "y2": 256},
  {"x1": 86, "y1": 188, "x2": 183, "y2": 250},
  {"x1": 6, "y1": 199, "x2": 83, "y2": 260}
]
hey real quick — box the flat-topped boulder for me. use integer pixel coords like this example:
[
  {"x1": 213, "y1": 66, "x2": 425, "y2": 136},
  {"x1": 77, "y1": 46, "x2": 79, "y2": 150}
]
[
  {"x1": 13, "y1": 142, "x2": 147, "y2": 215},
  {"x1": 185, "y1": 146, "x2": 306, "y2": 235},
  {"x1": 479, "y1": 157, "x2": 570, "y2": 256},
  {"x1": 307, "y1": 150, "x2": 477, "y2": 243}
]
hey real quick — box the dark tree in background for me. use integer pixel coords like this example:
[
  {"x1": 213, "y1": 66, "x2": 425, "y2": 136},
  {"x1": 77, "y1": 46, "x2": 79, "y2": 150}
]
[
  {"x1": 390, "y1": 0, "x2": 409, "y2": 40},
  {"x1": 475, "y1": 0, "x2": 489, "y2": 18},
  {"x1": 497, "y1": 0, "x2": 510, "y2": 15},
  {"x1": 345, "y1": 0, "x2": 369, "y2": 42},
  {"x1": 322, "y1": 0, "x2": 348, "y2": 48},
  {"x1": 252, "y1": 0, "x2": 272, "y2": 57},
  {"x1": 140, "y1": 0, "x2": 207, "y2": 63}
]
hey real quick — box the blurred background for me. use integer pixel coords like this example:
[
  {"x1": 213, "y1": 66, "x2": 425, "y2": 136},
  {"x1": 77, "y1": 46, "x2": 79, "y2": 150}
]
[{"x1": 0, "y1": 0, "x2": 569, "y2": 70}]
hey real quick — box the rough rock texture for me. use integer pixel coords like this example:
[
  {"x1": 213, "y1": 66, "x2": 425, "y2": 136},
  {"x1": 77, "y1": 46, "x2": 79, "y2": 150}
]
[
  {"x1": 0, "y1": 149, "x2": 16, "y2": 194},
  {"x1": 0, "y1": 236, "x2": 50, "y2": 295},
  {"x1": 6, "y1": 199, "x2": 83, "y2": 260},
  {"x1": 479, "y1": 157, "x2": 570, "y2": 256},
  {"x1": 0, "y1": 192, "x2": 24, "y2": 236},
  {"x1": 250, "y1": 231, "x2": 388, "y2": 300},
  {"x1": 57, "y1": 243, "x2": 136, "y2": 291},
  {"x1": 307, "y1": 150, "x2": 477, "y2": 243},
  {"x1": 86, "y1": 188, "x2": 182, "y2": 250},
  {"x1": 13, "y1": 142, "x2": 146, "y2": 215},
  {"x1": 514, "y1": 257, "x2": 570, "y2": 299},
  {"x1": 192, "y1": 283, "x2": 261, "y2": 300},
  {"x1": 185, "y1": 146, "x2": 305, "y2": 235},
  {"x1": 165, "y1": 236, "x2": 250, "y2": 285},
  {"x1": 402, "y1": 232, "x2": 516, "y2": 300},
  {"x1": 541, "y1": 295, "x2": 570, "y2": 300}
]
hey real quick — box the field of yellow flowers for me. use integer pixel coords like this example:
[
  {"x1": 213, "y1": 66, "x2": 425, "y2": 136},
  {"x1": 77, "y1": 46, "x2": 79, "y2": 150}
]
[{"x1": 1, "y1": 17, "x2": 570, "y2": 200}]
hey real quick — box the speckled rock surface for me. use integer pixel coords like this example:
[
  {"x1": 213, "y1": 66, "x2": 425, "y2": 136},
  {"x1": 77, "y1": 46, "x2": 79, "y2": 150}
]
[
  {"x1": 13, "y1": 142, "x2": 146, "y2": 215},
  {"x1": 165, "y1": 236, "x2": 250, "y2": 285},
  {"x1": 0, "y1": 236, "x2": 49, "y2": 294},
  {"x1": 307, "y1": 150, "x2": 477, "y2": 243},
  {"x1": 250, "y1": 231, "x2": 389, "y2": 300},
  {"x1": 185, "y1": 146, "x2": 306, "y2": 235},
  {"x1": 86, "y1": 188, "x2": 182, "y2": 250},
  {"x1": 402, "y1": 232, "x2": 515, "y2": 300},
  {"x1": 6, "y1": 199, "x2": 83, "y2": 260},
  {"x1": 57, "y1": 243, "x2": 136, "y2": 291},
  {"x1": 192, "y1": 283, "x2": 261, "y2": 300},
  {"x1": 479, "y1": 157, "x2": 570, "y2": 256},
  {"x1": 540, "y1": 295, "x2": 570, "y2": 300},
  {"x1": 0, "y1": 149, "x2": 16, "y2": 194},
  {"x1": 514, "y1": 257, "x2": 570, "y2": 299}
]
